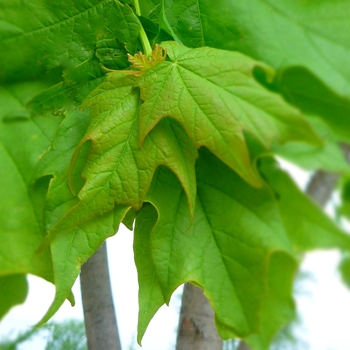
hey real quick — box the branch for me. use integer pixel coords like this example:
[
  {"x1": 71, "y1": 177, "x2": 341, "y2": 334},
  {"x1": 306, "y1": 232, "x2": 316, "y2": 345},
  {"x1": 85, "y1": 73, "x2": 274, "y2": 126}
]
[
  {"x1": 80, "y1": 242, "x2": 122, "y2": 350},
  {"x1": 305, "y1": 171, "x2": 339, "y2": 207},
  {"x1": 238, "y1": 340, "x2": 254, "y2": 350}
]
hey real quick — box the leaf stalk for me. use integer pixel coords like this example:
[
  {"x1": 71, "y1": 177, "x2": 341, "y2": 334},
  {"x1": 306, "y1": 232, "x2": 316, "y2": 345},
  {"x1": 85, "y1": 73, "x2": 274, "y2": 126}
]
[{"x1": 133, "y1": 0, "x2": 152, "y2": 57}]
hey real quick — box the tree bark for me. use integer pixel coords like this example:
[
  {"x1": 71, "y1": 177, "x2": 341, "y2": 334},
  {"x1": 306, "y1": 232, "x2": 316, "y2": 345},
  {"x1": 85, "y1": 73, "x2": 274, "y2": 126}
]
[
  {"x1": 80, "y1": 241, "x2": 122, "y2": 350},
  {"x1": 176, "y1": 283, "x2": 223, "y2": 350}
]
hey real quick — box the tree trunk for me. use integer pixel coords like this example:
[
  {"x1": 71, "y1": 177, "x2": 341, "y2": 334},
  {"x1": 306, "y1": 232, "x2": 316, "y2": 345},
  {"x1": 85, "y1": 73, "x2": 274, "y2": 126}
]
[
  {"x1": 176, "y1": 283, "x2": 222, "y2": 350},
  {"x1": 80, "y1": 241, "x2": 122, "y2": 350},
  {"x1": 305, "y1": 171, "x2": 339, "y2": 207},
  {"x1": 237, "y1": 341, "x2": 253, "y2": 350}
]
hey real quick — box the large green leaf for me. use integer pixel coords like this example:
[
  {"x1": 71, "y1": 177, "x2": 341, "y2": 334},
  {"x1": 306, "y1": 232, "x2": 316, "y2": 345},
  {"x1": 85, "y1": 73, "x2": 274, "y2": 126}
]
[
  {"x1": 46, "y1": 73, "x2": 197, "y2": 237},
  {"x1": 138, "y1": 149, "x2": 296, "y2": 347},
  {"x1": 0, "y1": 0, "x2": 140, "y2": 82},
  {"x1": 161, "y1": 0, "x2": 350, "y2": 99},
  {"x1": 138, "y1": 41, "x2": 320, "y2": 187},
  {"x1": 0, "y1": 82, "x2": 57, "y2": 316},
  {"x1": 134, "y1": 203, "x2": 295, "y2": 350}
]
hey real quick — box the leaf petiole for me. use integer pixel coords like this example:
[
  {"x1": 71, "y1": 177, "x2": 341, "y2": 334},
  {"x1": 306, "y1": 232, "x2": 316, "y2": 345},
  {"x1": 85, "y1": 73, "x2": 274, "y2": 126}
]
[{"x1": 133, "y1": 0, "x2": 152, "y2": 57}]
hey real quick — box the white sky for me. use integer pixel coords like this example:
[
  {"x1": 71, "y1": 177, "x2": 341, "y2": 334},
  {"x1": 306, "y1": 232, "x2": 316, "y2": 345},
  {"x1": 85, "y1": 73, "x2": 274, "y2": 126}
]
[{"x1": 1, "y1": 161, "x2": 350, "y2": 350}]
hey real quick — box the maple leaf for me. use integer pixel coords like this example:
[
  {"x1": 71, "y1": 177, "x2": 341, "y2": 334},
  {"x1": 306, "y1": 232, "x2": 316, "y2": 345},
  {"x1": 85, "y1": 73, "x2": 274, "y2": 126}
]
[
  {"x1": 135, "y1": 149, "x2": 297, "y2": 347},
  {"x1": 137, "y1": 41, "x2": 320, "y2": 187},
  {"x1": 44, "y1": 74, "x2": 197, "y2": 237}
]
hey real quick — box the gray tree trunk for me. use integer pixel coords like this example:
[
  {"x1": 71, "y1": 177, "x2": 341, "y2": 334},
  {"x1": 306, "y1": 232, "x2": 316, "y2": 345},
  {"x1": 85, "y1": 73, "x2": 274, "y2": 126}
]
[
  {"x1": 80, "y1": 241, "x2": 122, "y2": 350},
  {"x1": 305, "y1": 171, "x2": 339, "y2": 207},
  {"x1": 176, "y1": 283, "x2": 222, "y2": 350}
]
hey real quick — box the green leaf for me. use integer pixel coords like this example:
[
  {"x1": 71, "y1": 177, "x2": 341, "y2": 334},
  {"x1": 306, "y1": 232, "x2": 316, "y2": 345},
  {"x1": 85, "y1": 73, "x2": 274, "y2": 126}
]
[
  {"x1": 272, "y1": 116, "x2": 350, "y2": 173},
  {"x1": 133, "y1": 201, "x2": 294, "y2": 348},
  {"x1": 0, "y1": 0, "x2": 140, "y2": 82},
  {"x1": 38, "y1": 205, "x2": 129, "y2": 325},
  {"x1": 339, "y1": 176, "x2": 350, "y2": 219},
  {"x1": 95, "y1": 39, "x2": 129, "y2": 71},
  {"x1": 276, "y1": 66, "x2": 350, "y2": 143},
  {"x1": 140, "y1": 0, "x2": 161, "y2": 18},
  {"x1": 244, "y1": 252, "x2": 296, "y2": 350},
  {"x1": 133, "y1": 204, "x2": 165, "y2": 344},
  {"x1": 27, "y1": 59, "x2": 110, "y2": 133},
  {"x1": 260, "y1": 158, "x2": 350, "y2": 252},
  {"x1": 34, "y1": 109, "x2": 90, "y2": 232},
  {"x1": 0, "y1": 274, "x2": 28, "y2": 321},
  {"x1": 161, "y1": 0, "x2": 350, "y2": 99},
  {"x1": 122, "y1": 207, "x2": 137, "y2": 230},
  {"x1": 0, "y1": 83, "x2": 55, "y2": 288},
  {"x1": 0, "y1": 138, "x2": 52, "y2": 279},
  {"x1": 0, "y1": 80, "x2": 68, "y2": 319},
  {"x1": 161, "y1": 0, "x2": 239, "y2": 49},
  {"x1": 142, "y1": 149, "x2": 296, "y2": 346},
  {"x1": 138, "y1": 41, "x2": 320, "y2": 187},
  {"x1": 47, "y1": 73, "x2": 197, "y2": 237},
  {"x1": 33, "y1": 108, "x2": 130, "y2": 324}
]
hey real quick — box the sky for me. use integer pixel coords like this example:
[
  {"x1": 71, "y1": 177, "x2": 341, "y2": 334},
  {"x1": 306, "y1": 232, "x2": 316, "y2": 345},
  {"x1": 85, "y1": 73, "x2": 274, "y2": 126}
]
[{"x1": 1, "y1": 163, "x2": 350, "y2": 349}]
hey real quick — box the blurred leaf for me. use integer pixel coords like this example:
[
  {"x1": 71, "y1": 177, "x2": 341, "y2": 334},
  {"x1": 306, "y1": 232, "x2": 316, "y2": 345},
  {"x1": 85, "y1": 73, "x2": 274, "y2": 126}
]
[
  {"x1": 0, "y1": 275, "x2": 28, "y2": 321},
  {"x1": 277, "y1": 67, "x2": 350, "y2": 143},
  {"x1": 0, "y1": 83, "x2": 56, "y2": 309},
  {"x1": 338, "y1": 175, "x2": 350, "y2": 220},
  {"x1": 0, "y1": 0, "x2": 140, "y2": 82},
  {"x1": 272, "y1": 116, "x2": 350, "y2": 173},
  {"x1": 161, "y1": 0, "x2": 350, "y2": 99},
  {"x1": 260, "y1": 158, "x2": 350, "y2": 252}
]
